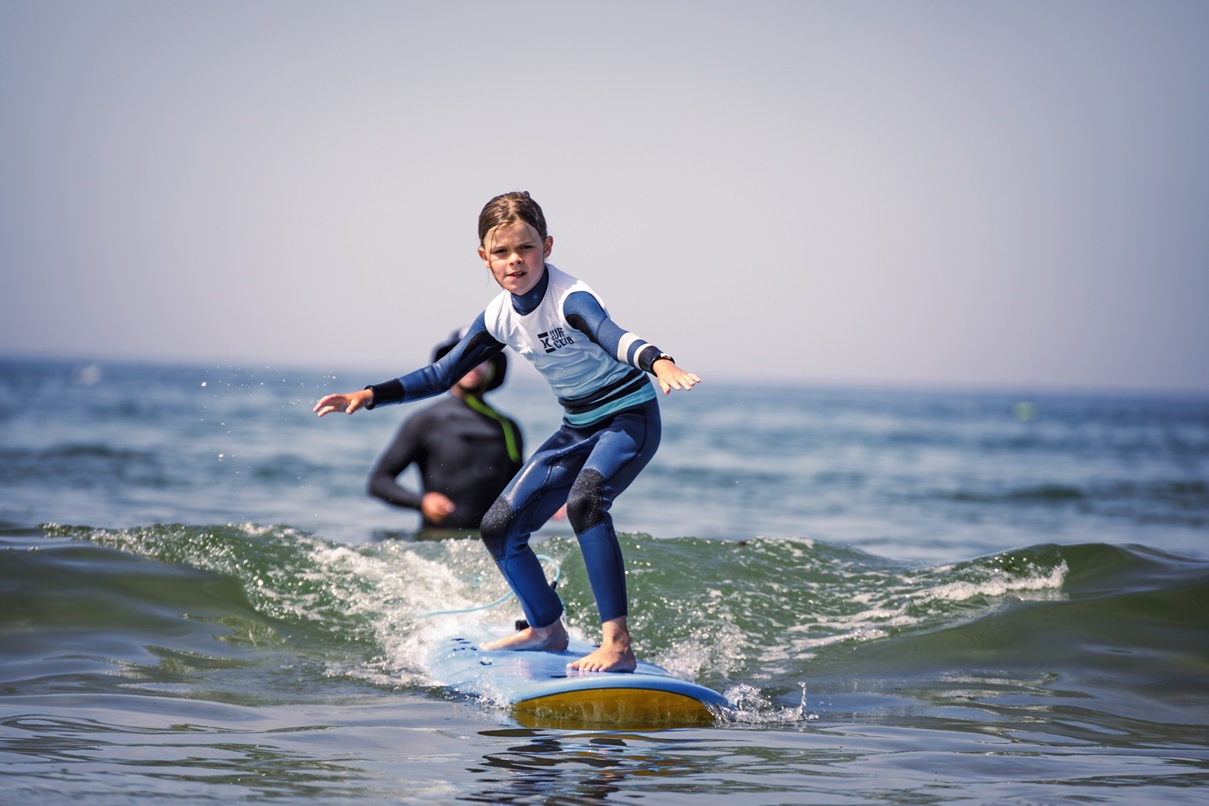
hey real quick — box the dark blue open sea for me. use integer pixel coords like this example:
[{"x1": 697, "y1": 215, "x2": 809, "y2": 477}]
[{"x1": 2, "y1": 357, "x2": 1207, "y2": 804}]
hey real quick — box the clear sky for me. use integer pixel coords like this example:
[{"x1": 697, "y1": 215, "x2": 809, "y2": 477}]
[{"x1": 3, "y1": 1, "x2": 1207, "y2": 392}]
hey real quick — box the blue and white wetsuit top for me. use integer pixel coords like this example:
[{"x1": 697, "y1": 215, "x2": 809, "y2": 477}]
[
  {"x1": 367, "y1": 264, "x2": 667, "y2": 426},
  {"x1": 483, "y1": 264, "x2": 658, "y2": 424}
]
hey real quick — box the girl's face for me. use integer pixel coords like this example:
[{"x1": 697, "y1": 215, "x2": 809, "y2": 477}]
[{"x1": 479, "y1": 219, "x2": 552, "y2": 296}]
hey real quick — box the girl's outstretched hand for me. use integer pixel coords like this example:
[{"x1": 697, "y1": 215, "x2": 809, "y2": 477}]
[
  {"x1": 314, "y1": 389, "x2": 373, "y2": 417},
  {"x1": 652, "y1": 359, "x2": 701, "y2": 395}
]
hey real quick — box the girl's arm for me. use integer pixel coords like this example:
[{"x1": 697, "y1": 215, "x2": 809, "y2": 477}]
[
  {"x1": 313, "y1": 314, "x2": 506, "y2": 416},
  {"x1": 564, "y1": 291, "x2": 701, "y2": 394}
]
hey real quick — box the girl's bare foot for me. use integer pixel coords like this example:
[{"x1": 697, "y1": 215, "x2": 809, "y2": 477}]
[
  {"x1": 568, "y1": 616, "x2": 637, "y2": 672},
  {"x1": 481, "y1": 619, "x2": 568, "y2": 652},
  {"x1": 568, "y1": 642, "x2": 637, "y2": 672}
]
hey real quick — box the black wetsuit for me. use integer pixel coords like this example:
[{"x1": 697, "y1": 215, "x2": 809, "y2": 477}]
[{"x1": 367, "y1": 394, "x2": 523, "y2": 531}]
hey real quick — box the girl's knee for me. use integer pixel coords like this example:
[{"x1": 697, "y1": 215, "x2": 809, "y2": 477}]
[
  {"x1": 479, "y1": 497, "x2": 514, "y2": 557},
  {"x1": 566, "y1": 469, "x2": 607, "y2": 533}
]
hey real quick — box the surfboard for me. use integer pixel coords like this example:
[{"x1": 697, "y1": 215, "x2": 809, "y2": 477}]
[{"x1": 428, "y1": 631, "x2": 729, "y2": 729}]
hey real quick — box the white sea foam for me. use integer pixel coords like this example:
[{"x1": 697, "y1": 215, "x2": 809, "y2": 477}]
[
  {"x1": 784, "y1": 558, "x2": 1069, "y2": 660},
  {"x1": 914, "y1": 560, "x2": 1068, "y2": 604}
]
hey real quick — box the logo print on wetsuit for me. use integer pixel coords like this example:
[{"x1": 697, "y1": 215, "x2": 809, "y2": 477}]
[{"x1": 539, "y1": 327, "x2": 575, "y2": 353}]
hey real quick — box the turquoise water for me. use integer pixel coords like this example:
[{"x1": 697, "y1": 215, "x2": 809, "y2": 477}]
[{"x1": 2, "y1": 358, "x2": 1208, "y2": 803}]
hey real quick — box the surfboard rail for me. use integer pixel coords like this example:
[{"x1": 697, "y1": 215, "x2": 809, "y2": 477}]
[{"x1": 429, "y1": 634, "x2": 728, "y2": 729}]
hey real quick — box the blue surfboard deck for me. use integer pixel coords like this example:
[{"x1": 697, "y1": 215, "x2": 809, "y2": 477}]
[{"x1": 428, "y1": 631, "x2": 729, "y2": 729}]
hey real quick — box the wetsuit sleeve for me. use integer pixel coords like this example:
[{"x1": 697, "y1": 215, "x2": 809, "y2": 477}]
[
  {"x1": 366, "y1": 314, "x2": 506, "y2": 409},
  {"x1": 366, "y1": 418, "x2": 425, "y2": 510},
  {"x1": 563, "y1": 291, "x2": 667, "y2": 373}
]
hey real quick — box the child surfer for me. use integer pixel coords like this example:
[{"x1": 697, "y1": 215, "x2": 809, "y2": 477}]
[{"x1": 314, "y1": 191, "x2": 700, "y2": 672}]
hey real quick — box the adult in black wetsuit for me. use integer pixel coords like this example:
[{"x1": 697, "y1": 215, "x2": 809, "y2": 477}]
[{"x1": 367, "y1": 331, "x2": 523, "y2": 532}]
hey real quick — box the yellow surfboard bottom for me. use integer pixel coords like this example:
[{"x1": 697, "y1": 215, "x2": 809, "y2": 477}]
[{"x1": 513, "y1": 688, "x2": 718, "y2": 730}]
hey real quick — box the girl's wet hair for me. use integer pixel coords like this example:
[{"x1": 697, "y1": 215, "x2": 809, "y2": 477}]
[{"x1": 478, "y1": 191, "x2": 548, "y2": 246}]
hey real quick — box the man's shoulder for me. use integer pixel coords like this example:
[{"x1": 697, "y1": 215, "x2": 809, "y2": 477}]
[{"x1": 403, "y1": 395, "x2": 463, "y2": 424}]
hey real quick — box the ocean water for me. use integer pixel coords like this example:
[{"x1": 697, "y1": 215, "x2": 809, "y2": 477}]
[{"x1": 2, "y1": 356, "x2": 1207, "y2": 804}]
